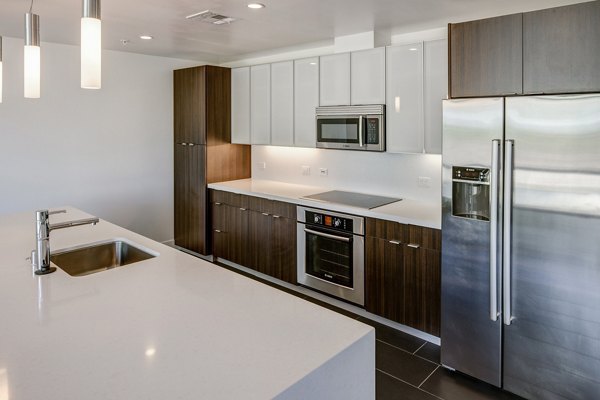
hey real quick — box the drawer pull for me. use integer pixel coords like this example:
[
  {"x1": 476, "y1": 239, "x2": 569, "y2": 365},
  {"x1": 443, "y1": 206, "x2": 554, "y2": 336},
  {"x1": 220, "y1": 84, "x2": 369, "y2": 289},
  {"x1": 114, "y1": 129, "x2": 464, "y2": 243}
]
[
  {"x1": 262, "y1": 212, "x2": 270, "y2": 216},
  {"x1": 389, "y1": 240, "x2": 401, "y2": 245},
  {"x1": 215, "y1": 202, "x2": 222, "y2": 206},
  {"x1": 239, "y1": 208, "x2": 247, "y2": 211},
  {"x1": 214, "y1": 230, "x2": 222, "y2": 233},
  {"x1": 407, "y1": 243, "x2": 420, "y2": 249},
  {"x1": 272, "y1": 215, "x2": 280, "y2": 219}
]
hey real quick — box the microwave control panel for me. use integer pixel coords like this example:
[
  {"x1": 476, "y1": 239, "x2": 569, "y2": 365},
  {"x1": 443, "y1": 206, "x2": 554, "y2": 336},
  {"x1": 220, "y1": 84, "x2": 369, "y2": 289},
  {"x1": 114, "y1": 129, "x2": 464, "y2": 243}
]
[
  {"x1": 306, "y1": 211, "x2": 353, "y2": 233},
  {"x1": 366, "y1": 118, "x2": 380, "y2": 144}
]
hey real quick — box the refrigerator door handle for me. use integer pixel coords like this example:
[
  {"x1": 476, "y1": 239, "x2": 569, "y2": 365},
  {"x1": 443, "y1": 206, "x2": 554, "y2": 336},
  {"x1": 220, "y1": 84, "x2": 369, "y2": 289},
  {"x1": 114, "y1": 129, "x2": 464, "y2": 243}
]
[
  {"x1": 490, "y1": 139, "x2": 501, "y2": 321},
  {"x1": 503, "y1": 140, "x2": 515, "y2": 326}
]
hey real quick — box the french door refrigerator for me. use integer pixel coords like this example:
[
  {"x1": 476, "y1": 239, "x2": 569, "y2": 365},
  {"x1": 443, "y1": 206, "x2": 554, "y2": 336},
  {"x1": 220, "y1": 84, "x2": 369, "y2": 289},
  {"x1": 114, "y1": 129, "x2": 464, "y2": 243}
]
[{"x1": 441, "y1": 95, "x2": 600, "y2": 399}]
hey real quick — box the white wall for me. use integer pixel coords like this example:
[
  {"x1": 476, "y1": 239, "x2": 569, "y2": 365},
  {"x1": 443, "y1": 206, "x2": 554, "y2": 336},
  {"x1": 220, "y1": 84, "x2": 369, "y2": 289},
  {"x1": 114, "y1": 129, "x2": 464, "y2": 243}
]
[
  {"x1": 0, "y1": 37, "x2": 199, "y2": 242},
  {"x1": 252, "y1": 146, "x2": 442, "y2": 203}
]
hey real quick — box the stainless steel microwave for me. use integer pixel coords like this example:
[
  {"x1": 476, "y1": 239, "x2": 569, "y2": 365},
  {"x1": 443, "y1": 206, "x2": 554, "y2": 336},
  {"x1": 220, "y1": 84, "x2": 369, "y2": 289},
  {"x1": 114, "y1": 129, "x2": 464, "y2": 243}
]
[{"x1": 316, "y1": 105, "x2": 385, "y2": 151}]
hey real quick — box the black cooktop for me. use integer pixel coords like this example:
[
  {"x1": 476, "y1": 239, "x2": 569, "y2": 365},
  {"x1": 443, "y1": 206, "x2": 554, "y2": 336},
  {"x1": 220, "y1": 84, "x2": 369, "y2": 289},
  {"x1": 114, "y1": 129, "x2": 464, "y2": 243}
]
[{"x1": 303, "y1": 190, "x2": 402, "y2": 209}]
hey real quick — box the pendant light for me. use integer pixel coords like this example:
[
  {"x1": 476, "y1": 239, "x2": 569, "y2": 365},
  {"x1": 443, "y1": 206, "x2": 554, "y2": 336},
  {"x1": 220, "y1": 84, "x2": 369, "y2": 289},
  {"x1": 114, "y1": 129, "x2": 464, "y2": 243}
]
[
  {"x1": 81, "y1": 0, "x2": 101, "y2": 89},
  {"x1": 0, "y1": 36, "x2": 3, "y2": 103},
  {"x1": 24, "y1": 10, "x2": 41, "y2": 99}
]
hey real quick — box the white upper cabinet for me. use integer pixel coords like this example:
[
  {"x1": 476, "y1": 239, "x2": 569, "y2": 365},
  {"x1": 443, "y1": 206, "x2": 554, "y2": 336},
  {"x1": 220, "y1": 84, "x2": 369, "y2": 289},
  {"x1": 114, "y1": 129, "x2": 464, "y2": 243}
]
[
  {"x1": 231, "y1": 67, "x2": 251, "y2": 144},
  {"x1": 270, "y1": 61, "x2": 294, "y2": 147},
  {"x1": 319, "y1": 53, "x2": 351, "y2": 106},
  {"x1": 250, "y1": 64, "x2": 271, "y2": 145},
  {"x1": 386, "y1": 43, "x2": 424, "y2": 153},
  {"x1": 294, "y1": 57, "x2": 319, "y2": 148},
  {"x1": 424, "y1": 39, "x2": 448, "y2": 154},
  {"x1": 351, "y1": 48, "x2": 386, "y2": 105}
]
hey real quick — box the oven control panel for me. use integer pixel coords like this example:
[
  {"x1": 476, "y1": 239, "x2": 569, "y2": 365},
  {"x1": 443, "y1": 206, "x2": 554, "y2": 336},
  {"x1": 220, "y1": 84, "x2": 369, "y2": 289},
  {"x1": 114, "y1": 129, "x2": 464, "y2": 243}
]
[{"x1": 306, "y1": 210, "x2": 354, "y2": 233}]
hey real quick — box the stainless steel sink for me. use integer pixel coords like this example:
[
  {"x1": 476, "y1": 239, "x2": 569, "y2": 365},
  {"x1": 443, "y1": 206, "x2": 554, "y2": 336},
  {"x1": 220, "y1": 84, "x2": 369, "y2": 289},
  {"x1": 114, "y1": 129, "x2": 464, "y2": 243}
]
[{"x1": 50, "y1": 240, "x2": 157, "y2": 277}]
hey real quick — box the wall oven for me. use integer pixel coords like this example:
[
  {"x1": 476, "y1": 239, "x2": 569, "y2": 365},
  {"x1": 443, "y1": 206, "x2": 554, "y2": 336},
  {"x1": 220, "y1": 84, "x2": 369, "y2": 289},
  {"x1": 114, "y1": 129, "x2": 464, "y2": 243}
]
[
  {"x1": 316, "y1": 105, "x2": 385, "y2": 151},
  {"x1": 297, "y1": 206, "x2": 365, "y2": 306}
]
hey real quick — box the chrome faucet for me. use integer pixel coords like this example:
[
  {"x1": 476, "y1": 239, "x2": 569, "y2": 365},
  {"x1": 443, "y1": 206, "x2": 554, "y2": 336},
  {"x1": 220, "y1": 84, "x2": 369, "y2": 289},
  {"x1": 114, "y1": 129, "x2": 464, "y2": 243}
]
[{"x1": 33, "y1": 209, "x2": 100, "y2": 275}]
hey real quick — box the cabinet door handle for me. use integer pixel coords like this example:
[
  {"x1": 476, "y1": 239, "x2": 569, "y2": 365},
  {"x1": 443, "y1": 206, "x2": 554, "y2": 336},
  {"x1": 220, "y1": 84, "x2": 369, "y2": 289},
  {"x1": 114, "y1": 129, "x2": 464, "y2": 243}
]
[
  {"x1": 214, "y1": 202, "x2": 222, "y2": 206},
  {"x1": 389, "y1": 240, "x2": 401, "y2": 245},
  {"x1": 407, "y1": 243, "x2": 420, "y2": 249},
  {"x1": 262, "y1": 212, "x2": 270, "y2": 216},
  {"x1": 214, "y1": 229, "x2": 221, "y2": 233},
  {"x1": 181, "y1": 142, "x2": 188, "y2": 146},
  {"x1": 272, "y1": 215, "x2": 280, "y2": 219},
  {"x1": 239, "y1": 208, "x2": 247, "y2": 211}
]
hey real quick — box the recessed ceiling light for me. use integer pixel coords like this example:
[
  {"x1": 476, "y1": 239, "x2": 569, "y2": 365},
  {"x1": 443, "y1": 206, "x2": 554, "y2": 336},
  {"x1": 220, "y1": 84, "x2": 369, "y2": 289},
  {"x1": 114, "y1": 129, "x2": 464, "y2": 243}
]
[
  {"x1": 140, "y1": 35, "x2": 154, "y2": 40},
  {"x1": 247, "y1": 3, "x2": 265, "y2": 9}
]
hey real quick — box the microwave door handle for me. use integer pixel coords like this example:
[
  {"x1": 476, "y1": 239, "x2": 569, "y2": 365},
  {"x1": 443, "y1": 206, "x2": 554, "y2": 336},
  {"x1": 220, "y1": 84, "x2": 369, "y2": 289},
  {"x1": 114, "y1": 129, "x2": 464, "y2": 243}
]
[{"x1": 358, "y1": 116, "x2": 364, "y2": 147}]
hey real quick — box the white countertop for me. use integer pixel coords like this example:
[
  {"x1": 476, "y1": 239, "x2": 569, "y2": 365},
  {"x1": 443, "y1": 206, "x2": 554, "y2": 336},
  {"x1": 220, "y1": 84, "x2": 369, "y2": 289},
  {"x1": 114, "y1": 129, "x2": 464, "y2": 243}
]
[
  {"x1": 0, "y1": 208, "x2": 374, "y2": 400},
  {"x1": 208, "y1": 179, "x2": 442, "y2": 229}
]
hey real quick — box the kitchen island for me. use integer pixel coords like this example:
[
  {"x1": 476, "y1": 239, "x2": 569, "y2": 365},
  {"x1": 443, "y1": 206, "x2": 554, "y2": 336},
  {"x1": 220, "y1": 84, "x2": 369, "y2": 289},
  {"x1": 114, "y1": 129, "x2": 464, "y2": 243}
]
[{"x1": 0, "y1": 208, "x2": 374, "y2": 400}]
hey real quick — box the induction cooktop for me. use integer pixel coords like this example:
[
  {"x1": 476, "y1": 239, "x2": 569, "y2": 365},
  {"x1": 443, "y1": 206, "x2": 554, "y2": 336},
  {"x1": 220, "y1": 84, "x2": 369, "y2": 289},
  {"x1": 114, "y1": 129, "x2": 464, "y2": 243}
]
[{"x1": 303, "y1": 190, "x2": 402, "y2": 209}]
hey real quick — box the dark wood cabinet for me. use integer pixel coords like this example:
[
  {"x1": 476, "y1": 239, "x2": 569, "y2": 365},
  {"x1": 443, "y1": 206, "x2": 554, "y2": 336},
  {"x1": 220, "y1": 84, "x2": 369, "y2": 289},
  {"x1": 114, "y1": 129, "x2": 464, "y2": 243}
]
[
  {"x1": 365, "y1": 237, "x2": 405, "y2": 324},
  {"x1": 449, "y1": 13, "x2": 523, "y2": 98},
  {"x1": 523, "y1": 1, "x2": 600, "y2": 94},
  {"x1": 212, "y1": 202, "x2": 249, "y2": 267},
  {"x1": 450, "y1": 1, "x2": 600, "y2": 98},
  {"x1": 210, "y1": 190, "x2": 297, "y2": 284},
  {"x1": 174, "y1": 66, "x2": 251, "y2": 255},
  {"x1": 365, "y1": 218, "x2": 441, "y2": 336},
  {"x1": 271, "y1": 215, "x2": 297, "y2": 284},
  {"x1": 174, "y1": 145, "x2": 206, "y2": 253}
]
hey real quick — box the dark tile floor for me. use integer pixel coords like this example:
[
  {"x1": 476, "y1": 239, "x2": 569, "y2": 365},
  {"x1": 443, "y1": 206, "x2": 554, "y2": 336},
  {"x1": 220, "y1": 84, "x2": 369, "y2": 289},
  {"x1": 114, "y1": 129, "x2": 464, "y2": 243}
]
[{"x1": 214, "y1": 262, "x2": 523, "y2": 400}]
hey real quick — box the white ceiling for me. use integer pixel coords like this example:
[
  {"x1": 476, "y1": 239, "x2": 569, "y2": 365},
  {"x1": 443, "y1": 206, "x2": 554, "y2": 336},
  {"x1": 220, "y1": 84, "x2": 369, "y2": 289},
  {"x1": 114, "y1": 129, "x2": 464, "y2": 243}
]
[{"x1": 0, "y1": 0, "x2": 589, "y2": 63}]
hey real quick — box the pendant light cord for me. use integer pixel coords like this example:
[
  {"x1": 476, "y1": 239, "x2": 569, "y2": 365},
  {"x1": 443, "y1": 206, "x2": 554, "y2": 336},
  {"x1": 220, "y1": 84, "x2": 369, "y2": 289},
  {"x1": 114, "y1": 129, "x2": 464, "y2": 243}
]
[{"x1": 29, "y1": 0, "x2": 33, "y2": 13}]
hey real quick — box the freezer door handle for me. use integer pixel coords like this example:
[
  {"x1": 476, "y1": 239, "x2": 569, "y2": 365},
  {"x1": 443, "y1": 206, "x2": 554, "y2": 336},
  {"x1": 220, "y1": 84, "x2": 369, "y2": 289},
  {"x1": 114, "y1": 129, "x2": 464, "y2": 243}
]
[
  {"x1": 503, "y1": 140, "x2": 515, "y2": 326},
  {"x1": 490, "y1": 139, "x2": 501, "y2": 321}
]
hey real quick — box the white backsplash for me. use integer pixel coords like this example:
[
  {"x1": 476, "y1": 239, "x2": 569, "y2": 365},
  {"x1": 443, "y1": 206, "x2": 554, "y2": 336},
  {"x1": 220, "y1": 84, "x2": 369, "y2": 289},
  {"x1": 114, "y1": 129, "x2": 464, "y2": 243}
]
[{"x1": 251, "y1": 145, "x2": 442, "y2": 204}]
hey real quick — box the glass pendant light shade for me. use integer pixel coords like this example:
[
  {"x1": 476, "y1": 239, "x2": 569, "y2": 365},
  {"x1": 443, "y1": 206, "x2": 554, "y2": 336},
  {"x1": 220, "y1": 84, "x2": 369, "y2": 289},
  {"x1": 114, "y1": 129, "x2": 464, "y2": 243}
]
[
  {"x1": 24, "y1": 13, "x2": 41, "y2": 99},
  {"x1": 81, "y1": 0, "x2": 101, "y2": 89}
]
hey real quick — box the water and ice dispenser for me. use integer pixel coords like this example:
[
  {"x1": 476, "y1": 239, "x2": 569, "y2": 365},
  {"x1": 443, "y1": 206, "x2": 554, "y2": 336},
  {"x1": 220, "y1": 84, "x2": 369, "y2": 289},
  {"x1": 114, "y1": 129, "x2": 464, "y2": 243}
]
[{"x1": 452, "y1": 167, "x2": 490, "y2": 221}]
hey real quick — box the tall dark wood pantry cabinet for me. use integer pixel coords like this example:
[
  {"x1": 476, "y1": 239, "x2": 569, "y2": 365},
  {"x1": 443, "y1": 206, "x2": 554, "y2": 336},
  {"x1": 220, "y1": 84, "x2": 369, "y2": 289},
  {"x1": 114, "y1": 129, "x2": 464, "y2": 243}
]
[{"x1": 174, "y1": 66, "x2": 251, "y2": 255}]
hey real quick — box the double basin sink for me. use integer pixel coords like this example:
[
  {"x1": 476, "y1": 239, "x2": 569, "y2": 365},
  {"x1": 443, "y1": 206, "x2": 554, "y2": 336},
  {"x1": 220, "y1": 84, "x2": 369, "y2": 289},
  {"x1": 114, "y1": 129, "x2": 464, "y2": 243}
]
[{"x1": 50, "y1": 240, "x2": 157, "y2": 277}]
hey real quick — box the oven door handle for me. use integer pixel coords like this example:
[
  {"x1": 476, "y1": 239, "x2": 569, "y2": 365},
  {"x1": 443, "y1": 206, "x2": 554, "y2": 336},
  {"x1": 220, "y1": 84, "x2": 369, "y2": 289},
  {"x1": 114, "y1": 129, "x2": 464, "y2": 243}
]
[
  {"x1": 304, "y1": 228, "x2": 351, "y2": 242},
  {"x1": 358, "y1": 115, "x2": 364, "y2": 147}
]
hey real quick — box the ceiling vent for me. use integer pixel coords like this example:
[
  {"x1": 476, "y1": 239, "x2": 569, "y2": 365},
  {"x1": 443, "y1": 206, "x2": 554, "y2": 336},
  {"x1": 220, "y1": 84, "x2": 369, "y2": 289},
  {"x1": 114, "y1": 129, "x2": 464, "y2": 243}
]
[{"x1": 186, "y1": 10, "x2": 236, "y2": 25}]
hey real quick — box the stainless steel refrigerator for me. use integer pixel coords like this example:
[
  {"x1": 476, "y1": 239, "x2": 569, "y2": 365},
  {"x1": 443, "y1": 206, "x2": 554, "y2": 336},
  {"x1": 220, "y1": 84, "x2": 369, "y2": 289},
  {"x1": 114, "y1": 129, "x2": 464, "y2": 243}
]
[{"x1": 441, "y1": 95, "x2": 600, "y2": 399}]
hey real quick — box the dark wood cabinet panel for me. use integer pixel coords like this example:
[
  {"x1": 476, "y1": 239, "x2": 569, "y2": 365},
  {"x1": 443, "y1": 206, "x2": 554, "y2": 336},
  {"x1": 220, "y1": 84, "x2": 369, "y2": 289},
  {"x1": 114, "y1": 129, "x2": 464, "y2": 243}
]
[
  {"x1": 365, "y1": 217, "x2": 441, "y2": 336},
  {"x1": 248, "y1": 210, "x2": 272, "y2": 275},
  {"x1": 523, "y1": 1, "x2": 600, "y2": 94},
  {"x1": 174, "y1": 68, "x2": 206, "y2": 145},
  {"x1": 212, "y1": 202, "x2": 249, "y2": 266},
  {"x1": 449, "y1": 13, "x2": 523, "y2": 98},
  {"x1": 206, "y1": 144, "x2": 251, "y2": 185},
  {"x1": 210, "y1": 190, "x2": 249, "y2": 209},
  {"x1": 210, "y1": 191, "x2": 297, "y2": 284},
  {"x1": 271, "y1": 216, "x2": 297, "y2": 284},
  {"x1": 408, "y1": 225, "x2": 442, "y2": 251},
  {"x1": 174, "y1": 66, "x2": 251, "y2": 257},
  {"x1": 404, "y1": 246, "x2": 441, "y2": 336},
  {"x1": 174, "y1": 145, "x2": 207, "y2": 253},
  {"x1": 366, "y1": 218, "x2": 407, "y2": 242},
  {"x1": 365, "y1": 237, "x2": 405, "y2": 324},
  {"x1": 205, "y1": 66, "x2": 232, "y2": 146}
]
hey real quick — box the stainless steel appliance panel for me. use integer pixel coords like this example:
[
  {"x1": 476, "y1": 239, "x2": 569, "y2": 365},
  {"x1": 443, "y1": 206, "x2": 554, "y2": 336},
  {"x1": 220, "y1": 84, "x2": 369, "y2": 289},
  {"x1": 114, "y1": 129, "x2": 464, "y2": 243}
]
[
  {"x1": 315, "y1": 105, "x2": 385, "y2": 151},
  {"x1": 441, "y1": 98, "x2": 504, "y2": 386},
  {"x1": 297, "y1": 207, "x2": 365, "y2": 306},
  {"x1": 503, "y1": 95, "x2": 600, "y2": 399}
]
